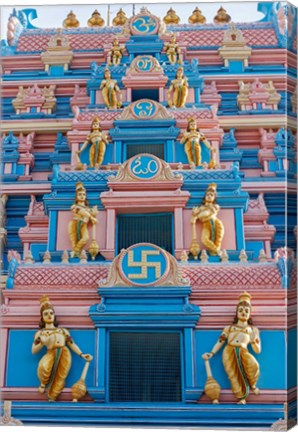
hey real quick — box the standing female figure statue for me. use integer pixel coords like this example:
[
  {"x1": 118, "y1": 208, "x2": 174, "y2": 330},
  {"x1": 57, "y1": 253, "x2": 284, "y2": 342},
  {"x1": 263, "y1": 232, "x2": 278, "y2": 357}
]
[
  {"x1": 76, "y1": 116, "x2": 109, "y2": 168},
  {"x1": 32, "y1": 296, "x2": 93, "y2": 401},
  {"x1": 180, "y1": 118, "x2": 215, "y2": 168},
  {"x1": 100, "y1": 68, "x2": 122, "y2": 109},
  {"x1": 168, "y1": 67, "x2": 188, "y2": 108},
  {"x1": 68, "y1": 182, "x2": 98, "y2": 258},
  {"x1": 202, "y1": 292, "x2": 261, "y2": 404}
]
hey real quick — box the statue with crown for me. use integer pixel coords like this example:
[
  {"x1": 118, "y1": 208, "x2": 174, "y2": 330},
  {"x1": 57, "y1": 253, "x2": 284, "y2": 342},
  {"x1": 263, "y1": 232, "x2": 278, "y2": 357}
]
[
  {"x1": 202, "y1": 291, "x2": 261, "y2": 404},
  {"x1": 32, "y1": 296, "x2": 93, "y2": 402}
]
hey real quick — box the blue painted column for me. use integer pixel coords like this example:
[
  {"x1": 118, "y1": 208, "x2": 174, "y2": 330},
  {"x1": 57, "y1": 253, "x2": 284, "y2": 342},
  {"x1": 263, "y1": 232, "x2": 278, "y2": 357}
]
[
  {"x1": 114, "y1": 141, "x2": 123, "y2": 163},
  {"x1": 48, "y1": 211, "x2": 58, "y2": 251},
  {"x1": 235, "y1": 208, "x2": 245, "y2": 250},
  {"x1": 194, "y1": 87, "x2": 200, "y2": 104},
  {"x1": 184, "y1": 328, "x2": 200, "y2": 402},
  {"x1": 166, "y1": 140, "x2": 175, "y2": 163},
  {"x1": 90, "y1": 90, "x2": 96, "y2": 105},
  {"x1": 89, "y1": 327, "x2": 107, "y2": 402}
]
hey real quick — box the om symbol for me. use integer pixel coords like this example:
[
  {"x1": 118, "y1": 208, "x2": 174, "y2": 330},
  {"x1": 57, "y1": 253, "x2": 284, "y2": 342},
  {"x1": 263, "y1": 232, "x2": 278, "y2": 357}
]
[
  {"x1": 133, "y1": 101, "x2": 156, "y2": 119},
  {"x1": 130, "y1": 155, "x2": 160, "y2": 179},
  {"x1": 131, "y1": 16, "x2": 158, "y2": 34},
  {"x1": 136, "y1": 56, "x2": 154, "y2": 72}
]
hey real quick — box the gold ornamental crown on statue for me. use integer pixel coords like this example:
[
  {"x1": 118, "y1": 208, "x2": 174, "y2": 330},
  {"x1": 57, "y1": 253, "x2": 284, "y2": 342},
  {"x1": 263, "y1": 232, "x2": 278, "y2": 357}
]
[
  {"x1": 39, "y1": 295, "x2": 52, "y2": 309},
  {"x1": 76, "y1": 181, "x2": 86, "y2": 192},
  {"x1": 238, "y1": 291, "x2": 252, "y2": 308},
  {"x1": 206, "y1": 183, "x2": 217, "y2": 193}
]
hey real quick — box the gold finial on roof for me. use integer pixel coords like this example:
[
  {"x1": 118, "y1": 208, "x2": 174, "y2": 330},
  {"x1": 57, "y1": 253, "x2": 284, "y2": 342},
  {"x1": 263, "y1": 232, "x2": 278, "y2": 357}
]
[
  {"x1": 188, "y1": 7, "x2": 206, "y2": 24},
  {"x1": 163, "y1": 7, "x2": 180, "y2": 25},
  {"x1": 112, "y1": 8, "x2": 127, "y2": 26},
  {"x1": 63, "y1": 10, "x2": 80, "y2": 28},
  {"x1": 88, "y1": 9, "x2": 105, "y2": 27},
  {"x1": 214, "y1": 6, "x2": 231, "y2": 24}
]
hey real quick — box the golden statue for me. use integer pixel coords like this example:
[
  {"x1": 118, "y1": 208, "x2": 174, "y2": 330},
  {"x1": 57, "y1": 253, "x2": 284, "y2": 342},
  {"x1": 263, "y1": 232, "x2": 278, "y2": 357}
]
[
  {"x1": 68, "y1": 182, "x2": 99, "y2": 258},
  {"x1": 87, "y1": 9, "x2": 105, "y2": 27},
  {"x1": 188, "y1": 7, "x2": 206, "y2": 24},
  {"x1": 100, "y1": 68, "x2": 122, "y2": 109},
  {"x1": 191, "y1": 184, "x2": 224, "y2": 256},
  {"x1": 163, "y1": 8, "x2": 180, "y2": 25},
  {"x1": 164, "y1": 33, "x2": 182, "y2": 65},
  {"x1": 112, "y1": 8, "x2": 127, "y2": 26},
  {"x1": 168, "y1": 67, "x2": 188, "y2": 108},
  {"x1": 32, "y1": 296, "x2": 93, "y2": 401},
  {"x1": 202, "y1": 292, "x2": 261, "y2": 404},
  {"x1": 213, "y1": 6, "x2": 231, "y2": 24},
  {"x1": 107, "y1": 37, "x2": 123, "y2": 67},
  {"x1": 63, "y1": 10, "x2": 80, "y2": 28},
  {"x1": 76, "y1": 116, "x2": 109, "y2": 168},
  {"x1": 180, "y1": 118, "x2": 216, "y2": 168}
]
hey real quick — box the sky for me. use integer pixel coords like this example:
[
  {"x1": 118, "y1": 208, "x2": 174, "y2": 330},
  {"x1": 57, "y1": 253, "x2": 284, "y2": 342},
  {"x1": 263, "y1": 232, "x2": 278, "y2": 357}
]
[{"x1": 0, "y1": 1, "x2": 267, "y2": 39}]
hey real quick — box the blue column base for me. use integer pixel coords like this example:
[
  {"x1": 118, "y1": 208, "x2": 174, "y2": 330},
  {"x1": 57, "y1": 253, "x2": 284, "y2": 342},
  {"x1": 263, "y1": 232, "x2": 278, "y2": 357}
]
[{"x1": 6, "y1": 401, "x2": 285, "y2": 428}]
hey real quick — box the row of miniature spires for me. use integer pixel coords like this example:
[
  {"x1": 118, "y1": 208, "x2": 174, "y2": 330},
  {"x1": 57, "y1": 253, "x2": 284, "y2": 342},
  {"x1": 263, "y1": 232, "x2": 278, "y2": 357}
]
[
  {"x1": 63, "y1": 6, "x2": 232, "y2": 28},
  {"x1": 23, "y1": 248, "x2": 268, "y2": 265}
]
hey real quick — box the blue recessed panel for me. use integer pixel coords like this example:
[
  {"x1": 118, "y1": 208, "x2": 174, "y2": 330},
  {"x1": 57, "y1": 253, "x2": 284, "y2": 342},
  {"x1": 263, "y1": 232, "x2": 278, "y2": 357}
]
[
  {"x1": 195, "y1": 330, "x2": 286, "y2": 390},
  {"x1": 6, "y1": 330, "x2": 96, "y2": 388}
]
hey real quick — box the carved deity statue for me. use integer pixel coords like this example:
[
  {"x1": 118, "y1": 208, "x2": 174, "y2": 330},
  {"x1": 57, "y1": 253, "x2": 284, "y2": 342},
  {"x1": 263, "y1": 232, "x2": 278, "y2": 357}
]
[
  {"x1": 164, "y1": 33, "x2": 182, "y2": 65},
  {"x1": 167, "y1": 67, "x2": 188, "y2": 108},
  {"x1": 68, "y1": 182, "x2": 99, "y2": 258},
  {"x1": 107, "y1": 37, "x2": 123, "y2": 66},
  {"x1": 202, "y1": 292, "x2": 261, "y2": 404},
  {"x1": 76, "y1": 116, "x2": 109, "y2": 168},
  {"x1": 32, "y1": 296, "x2": 93, "y2": 401},
  {"x1": 190, "y1": 183, "x2": 224, "y2": 256},
  {"x1": 180, "y1": 118, "x2": 216, "y2": 168},
  {"x1": 100, "y1": 68, "x2": 122, "y2": 109}
]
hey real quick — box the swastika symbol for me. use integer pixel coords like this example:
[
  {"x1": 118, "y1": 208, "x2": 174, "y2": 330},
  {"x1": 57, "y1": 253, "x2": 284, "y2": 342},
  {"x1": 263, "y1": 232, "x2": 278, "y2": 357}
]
[{"x1": 127, "y1": 250, "x2": 161, "y2": 279}]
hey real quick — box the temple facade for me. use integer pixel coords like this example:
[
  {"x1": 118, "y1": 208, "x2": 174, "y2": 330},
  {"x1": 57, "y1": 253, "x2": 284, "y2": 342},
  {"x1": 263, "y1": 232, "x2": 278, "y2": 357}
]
[{"x1": 0, "y1": 2, "x2": 297, "y2": 429}]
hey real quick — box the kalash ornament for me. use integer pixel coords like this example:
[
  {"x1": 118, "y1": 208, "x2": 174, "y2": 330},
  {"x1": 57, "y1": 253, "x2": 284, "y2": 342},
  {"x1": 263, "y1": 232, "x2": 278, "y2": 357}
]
[
  {"x1": 112, "y1": 8, "x2": 127, "y2": 26},
  {"x1": 213, "y1": 6, "x2": 231, "y2": 24},
  {"x1": 163, "y1": 8, "x2": 180, "y2": 25},
  {"x1": 188, "y1": 7, "x2": 206, "y2": 24},
  {"x1": 63, "y1": 10, "x2": 80, "y2": 28},
  {"x1": 87, "y1": 9, "x2": 105, "y2": 27}
]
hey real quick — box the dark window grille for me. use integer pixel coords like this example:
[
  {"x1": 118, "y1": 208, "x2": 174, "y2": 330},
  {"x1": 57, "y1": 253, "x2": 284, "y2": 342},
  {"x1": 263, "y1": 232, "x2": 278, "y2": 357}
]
[
  {"x1": 117, "y1": 213, "x2": 173, "y2": 254},
  {"x1": 126, "y1": 143, "x2": 164, "y2": 160},
  {"x1": 109, "y1": 332, "x2": 182, "y2": 402}
]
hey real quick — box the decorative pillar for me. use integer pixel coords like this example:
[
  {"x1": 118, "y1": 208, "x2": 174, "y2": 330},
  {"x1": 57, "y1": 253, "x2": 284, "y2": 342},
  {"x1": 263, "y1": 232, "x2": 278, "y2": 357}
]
[{"x1": 174, "y1": 207, "x2": 184, "y2": 258}]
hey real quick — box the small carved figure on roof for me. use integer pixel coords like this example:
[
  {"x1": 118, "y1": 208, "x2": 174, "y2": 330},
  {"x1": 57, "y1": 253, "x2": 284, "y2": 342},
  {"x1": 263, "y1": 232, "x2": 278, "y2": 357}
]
[
  {"x1": 107, "y1": 37, "x2": 124, "y2": 66},
  {"x1": 164, "y1": 33, "x2": 182, "y2": 65}
]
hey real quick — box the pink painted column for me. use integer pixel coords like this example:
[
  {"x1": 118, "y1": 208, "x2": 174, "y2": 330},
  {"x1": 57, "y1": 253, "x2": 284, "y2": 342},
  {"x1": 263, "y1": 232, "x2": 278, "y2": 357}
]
[
  {"x1": 159, "y1": 87, "x2": 164, "y2": 102},
  {"x1": 126, "y1": 88, "x2": 132, "y2": 103},
  {"x1": 0, "y1": 329, "x2": 8, "y2": 387},
  {"x1": 105, "y1": 209, "x2": 116, "y2": 259},
  {"x1": 174, "y1": 207, "x2": 184, "y2": 258},
  {"x1": 264, "y1": 240, "x2": 272, "y2": 258}
]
